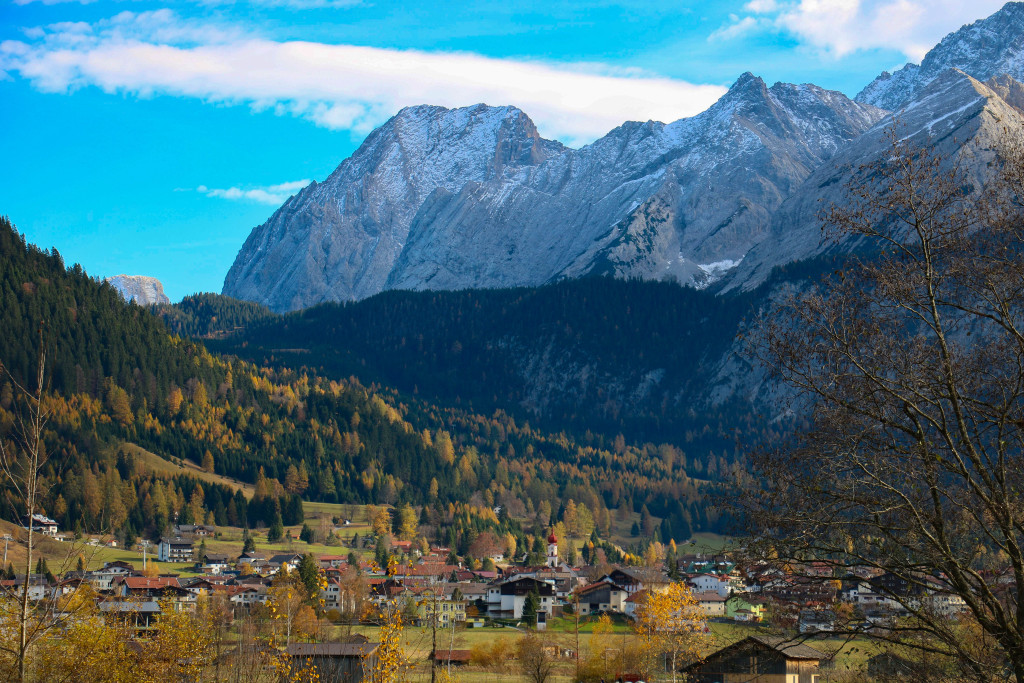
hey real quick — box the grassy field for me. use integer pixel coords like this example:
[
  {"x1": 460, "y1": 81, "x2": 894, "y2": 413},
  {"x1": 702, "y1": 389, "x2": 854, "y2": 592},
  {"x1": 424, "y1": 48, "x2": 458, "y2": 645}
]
[
  {"x1": 120, "y1": 443, "x2": 256, "y2": 498},
  {"x1": 0, "y1": 518, "x2": 179, "y2": 574},
  {"x1": 4, "y1": 497, "x2": 378, "y2": 574},
  {"x1": 686, "y1": 533, "x2": 735, "y2": 554}
]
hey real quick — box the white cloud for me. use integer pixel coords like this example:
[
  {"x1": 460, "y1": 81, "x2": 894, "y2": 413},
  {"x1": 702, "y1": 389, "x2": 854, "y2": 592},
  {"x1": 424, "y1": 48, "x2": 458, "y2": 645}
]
[
  {"x1": 709, "y1": 15, "x2": 764, "y2": 41},
  {"x1": 199, "y1": 0, "x2": 364, "y2": 7},
  {"x1": 721, "y1": 0, "x2": 1007, "y2": 61},
  {"x1": 14, "y1": 0, "x2": 362, "y2": 6},
  {"x1": 197, "y1": 179, "x2": 312, "y2": 204},
  {"x1": 0, "y1": 10, "x2": 728, "y2": 146}
]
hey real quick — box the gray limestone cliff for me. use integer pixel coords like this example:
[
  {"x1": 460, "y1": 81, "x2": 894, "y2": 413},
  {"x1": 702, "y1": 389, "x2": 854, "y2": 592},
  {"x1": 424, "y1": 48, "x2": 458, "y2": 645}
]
[
  {"x1": 223, "y1": 2, "x2": 1024, "y2": 318},
  {"x1": 106, "y1": 275, "x2": 171, "y2": 306},
  {"x1": 224, "y1": 82, "x2": 882, "y2": 311}
]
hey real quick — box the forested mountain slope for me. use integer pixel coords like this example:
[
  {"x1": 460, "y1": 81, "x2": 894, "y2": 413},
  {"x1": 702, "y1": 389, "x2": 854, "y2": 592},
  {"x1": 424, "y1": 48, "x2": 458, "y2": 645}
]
[
  {"x1": 206, "y1": 271, "x2": 836, "y2": 448},
  {"x1": 152, "y1": 293, "x2": 278, "y2": 339},
  {"x1": 0, "y1": 218, "x2": 729, "y2": 546}
]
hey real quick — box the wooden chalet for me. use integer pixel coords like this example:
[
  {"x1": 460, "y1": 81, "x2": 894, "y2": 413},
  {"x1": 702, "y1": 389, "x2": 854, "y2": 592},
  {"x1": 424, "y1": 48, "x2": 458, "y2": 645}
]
[
  {"x1": 286, "y1": 642, "x2": 378, "y2": 682},
  {"x1": 683, "y1": 636, "x2": 824, "y2": 683},
  {"x1": 575, "y1": 579, "x2": 629, "y2": 615}
]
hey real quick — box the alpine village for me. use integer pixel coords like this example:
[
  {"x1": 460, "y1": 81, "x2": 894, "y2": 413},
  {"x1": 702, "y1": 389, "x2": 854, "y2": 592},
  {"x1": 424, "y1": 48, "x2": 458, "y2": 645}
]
[{"x1": 6, "y1": 2, "x2": 1024, "y2": 682}]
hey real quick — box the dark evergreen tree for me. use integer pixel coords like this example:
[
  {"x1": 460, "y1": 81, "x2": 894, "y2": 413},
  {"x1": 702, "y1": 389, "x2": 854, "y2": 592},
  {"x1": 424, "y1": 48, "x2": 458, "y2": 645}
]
[
  {"x1": 374, "y1": 538, "x2": 390, "y2": 568},
  {"x1": 267, "y1": 518, "x2": 284, "y2": 544},
  {"x1": 242, "y1": 529, "x2": 256, "y2": 553},
  {"x1": 522, "y1": 590, "x2": 539, "y2": 627},
  {"x1": 297, "y1": 553, "x2": 320, "y2": 596}
]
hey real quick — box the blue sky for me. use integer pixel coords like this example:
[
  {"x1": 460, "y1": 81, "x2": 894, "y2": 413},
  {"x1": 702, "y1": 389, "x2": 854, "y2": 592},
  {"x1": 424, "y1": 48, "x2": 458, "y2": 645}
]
[{"x1": 0, "y1": 0, "x2": 1009, "y2": 301}]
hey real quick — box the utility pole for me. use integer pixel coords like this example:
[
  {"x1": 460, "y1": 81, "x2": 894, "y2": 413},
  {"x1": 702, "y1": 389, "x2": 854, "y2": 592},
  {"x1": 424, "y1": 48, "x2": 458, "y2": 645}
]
[
  {"x1": 429, "y1": 584, "x2": 438, "y2": 683},
  {"x1": 140, "y1": 540, "x2": 151, "y2": 570}
]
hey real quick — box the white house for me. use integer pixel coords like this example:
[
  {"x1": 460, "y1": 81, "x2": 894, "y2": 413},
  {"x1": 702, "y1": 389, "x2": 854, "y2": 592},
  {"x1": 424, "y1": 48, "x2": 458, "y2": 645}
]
[
  {"x1": 87, "y1": 561, "x2": 135, "y2": 590},
  {"x1": 26, "y1": 514, "x2": 58, "y2": 537},
  {"x1": 158, "y1": 537, "x2": 195, "y2": 563},
  {"x1": 227, "y1": 584, "x2": 270, "y2": 608},
  {"x1": 575, "y1": 580, "x2": 629, "y2": 615},
  {"x1": 693, "y1": 590, "x2": 728, "y2": 616},
  {"x1": 688, "y1": 573, "x2": 730, "y2": 598},
  {"x1": 486, "y1": 576, "x2": 555, "y2": 621}
]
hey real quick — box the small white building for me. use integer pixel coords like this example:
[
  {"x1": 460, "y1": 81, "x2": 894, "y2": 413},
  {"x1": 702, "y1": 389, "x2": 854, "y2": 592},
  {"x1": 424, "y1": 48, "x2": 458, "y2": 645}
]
[
  {"x1": 26, "y1": 514, "x2": 58, "y2": 537},
  {"x1": 688, "y1": 573, "x2": 731, "y2": 598}
]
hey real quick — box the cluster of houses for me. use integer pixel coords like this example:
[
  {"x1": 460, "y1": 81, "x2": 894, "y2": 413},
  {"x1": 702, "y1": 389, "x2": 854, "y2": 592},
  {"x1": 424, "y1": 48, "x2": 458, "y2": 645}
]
[
  {"x1": 740, "y1": 560, "x2": 972, "y2": 634},
  {"x1": 4, "y1": 526, "x2": 975, "y2": 636},
  {"x1": 3, "y1": 520, "x2": 991, "y2": 682}
]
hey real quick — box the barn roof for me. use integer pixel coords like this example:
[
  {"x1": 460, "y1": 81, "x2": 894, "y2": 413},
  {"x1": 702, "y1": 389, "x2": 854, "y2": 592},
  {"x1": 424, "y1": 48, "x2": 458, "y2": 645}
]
[{"x1": 286, "y1": 643, "x2": 378, "y2": 657}]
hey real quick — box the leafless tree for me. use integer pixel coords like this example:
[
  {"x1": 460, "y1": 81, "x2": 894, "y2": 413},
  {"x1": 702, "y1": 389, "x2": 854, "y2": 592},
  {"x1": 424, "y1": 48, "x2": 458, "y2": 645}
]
[
  {"x1": 0, "y1": 336, "x2": 53, "y2": 683},
  {"x1": 744, "y1": 125, "x2": 1024, "y2": 681},
  {"x1": 516, "y1": 631, "x2": 559, "y2": 683},
  {"x1": 0, "y1": 338, "x2": 109, "y2": 682}
]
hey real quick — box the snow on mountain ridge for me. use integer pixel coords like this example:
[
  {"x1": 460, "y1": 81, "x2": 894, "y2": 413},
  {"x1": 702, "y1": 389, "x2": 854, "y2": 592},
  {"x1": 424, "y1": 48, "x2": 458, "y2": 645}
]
[
  {"x1": 223, "y1": 76, "x2": 883, "y2": 311},
  {"x1": 857, "y1": 2, "x2": 1024, "y2": 110},
  {"x1": 725, "y1": 69, "x2": 1024, "y2": 295}
]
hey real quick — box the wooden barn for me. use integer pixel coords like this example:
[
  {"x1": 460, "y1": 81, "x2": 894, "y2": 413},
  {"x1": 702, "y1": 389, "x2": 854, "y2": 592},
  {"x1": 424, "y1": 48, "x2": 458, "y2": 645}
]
[
  {"x1": 286, "y1": 642, "x2": 378, "y2": 682},
  {"x1": 683, "y1": 635, "x2": 823, "y2": 683}
]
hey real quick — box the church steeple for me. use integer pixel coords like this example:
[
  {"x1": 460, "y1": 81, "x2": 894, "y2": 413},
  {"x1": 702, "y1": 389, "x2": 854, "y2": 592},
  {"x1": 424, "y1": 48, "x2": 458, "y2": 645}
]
[{"x1": 546, "y1": 531, "x2": 558, "y2": 568}]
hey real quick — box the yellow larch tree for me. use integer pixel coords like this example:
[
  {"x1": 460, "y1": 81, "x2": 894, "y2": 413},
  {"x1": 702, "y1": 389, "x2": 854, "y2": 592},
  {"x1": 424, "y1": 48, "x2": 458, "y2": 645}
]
[
  {"x1": 369, "y1": 558, "x2": 411, "y2": 683},
  {"x1": 632, "y1": 581, "x2": 709, "y2": 683}
]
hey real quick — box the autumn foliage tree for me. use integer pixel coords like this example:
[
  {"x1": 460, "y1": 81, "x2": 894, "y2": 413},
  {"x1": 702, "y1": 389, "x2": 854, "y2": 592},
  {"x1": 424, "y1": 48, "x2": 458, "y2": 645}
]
[
  {"x1": 368, "y1": 558, "x2": 411, "y2": 683},
  {"x1": 632, "y1": 582, "x2": 708, "y2": 682}
]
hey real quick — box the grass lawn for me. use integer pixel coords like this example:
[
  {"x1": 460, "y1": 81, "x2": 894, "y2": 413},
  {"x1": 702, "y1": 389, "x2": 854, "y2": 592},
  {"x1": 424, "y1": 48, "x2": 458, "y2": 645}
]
[
  {"x1": 369, "y1": 618, "x2": 878, "y2": 682},
  {"x1": 546, "y1": 613, "x2": 633, "y2": 634}
]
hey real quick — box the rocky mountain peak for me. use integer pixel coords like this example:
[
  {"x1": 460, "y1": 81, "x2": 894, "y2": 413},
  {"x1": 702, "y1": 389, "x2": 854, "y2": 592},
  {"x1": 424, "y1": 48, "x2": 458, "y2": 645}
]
[
  {"x1": 384, "y1": 103, "x2": 563, "y2": 168},
  {"x1": 724, "y1": 68, "x2": 1024, "y2": 295},
  {"x1": 224, "y1": 73, "x2": 884, "y2": 311},
  {"x1": 105, "y1": 275, "x2": 170, "y2": 306},
  {"x1": 858, "y1": 1, "x2": 1024, "y2": 110},
  {"x1": 223, "y1": 3, "x2": 1024, "y2": 313},
  {"x1": 731, "y1": 71, "x2": 767, "y2": 91}
]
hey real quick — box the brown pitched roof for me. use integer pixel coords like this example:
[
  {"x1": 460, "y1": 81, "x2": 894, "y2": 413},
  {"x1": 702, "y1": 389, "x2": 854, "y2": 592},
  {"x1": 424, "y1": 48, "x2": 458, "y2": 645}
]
[
  {"x1": 683, "y1": 636, "x2": 823, "y2": 673},
  {"x1": 693, "y1": 590, "x2": 727, "y2": 603},
  {"x1": 577, "y1": 580, "x2": 626, "y2": 596},
  {"x1": 121, "y1": 577, "x2": 181, "y2": 590},
  {"x1": 749, "y1": 636, "x2": 825, "y2": 660},
  {"x1": 431, "y1": 650, "x2": 472, "y2": 663},
  {"x1": 287, "y1": 643, "x2": 378, "y2": 657}
]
